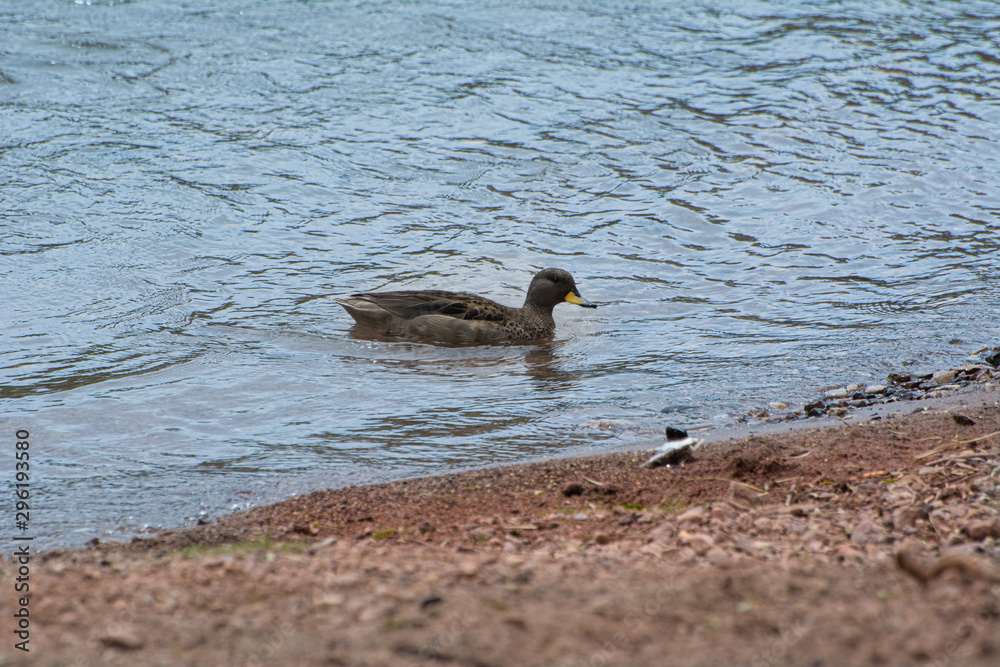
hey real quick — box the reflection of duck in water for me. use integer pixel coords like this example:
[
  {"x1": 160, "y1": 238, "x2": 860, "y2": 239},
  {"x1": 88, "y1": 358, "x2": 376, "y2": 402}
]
[{"x1": 336, "y1": 268, "x2": 597, "y2": 345}]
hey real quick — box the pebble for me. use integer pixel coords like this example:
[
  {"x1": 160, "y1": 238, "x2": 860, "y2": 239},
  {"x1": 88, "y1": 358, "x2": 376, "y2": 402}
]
[
  {"x1": 962, "y1": 518, "x2": 1000, "y2": 541},
  {"x1": 931, "y1": 370, "x2": 956, "y2": 385},
  {"x1": 100, "y1": 631, "x2": 144, "y2": 650},
  {"x1": 759, "y1": 346, "x2": 998, "y2": 426},
  {"x1": 850, "y1": 519, "x2": 888, "y2": 545},
  {"x1": 665, "y1": 426, "x2": 689, "y2": 441},
  {"x1": 676, "y1": 506, "x2": 709, "y2": 526},
  {"x1": 678, "y1": 530, "x2": 714, "y2": 553}
]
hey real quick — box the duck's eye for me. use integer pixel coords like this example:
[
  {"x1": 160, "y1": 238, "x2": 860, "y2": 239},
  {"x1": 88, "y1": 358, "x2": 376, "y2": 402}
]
[{"x1": 551, "y1": 275, "x2": 560, "y2": 283}]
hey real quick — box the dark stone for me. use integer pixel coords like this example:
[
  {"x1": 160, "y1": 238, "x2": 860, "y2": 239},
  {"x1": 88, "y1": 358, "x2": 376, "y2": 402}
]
[
  {"x1": 952, "y1": 414, "x2": 976, "y2": 426},
  {"x1": 851, "y1": 391, "x2": 866, "y2": 400},
  {"x1": 420, "y1": 595, "x2": 443, "y2": 610},
  {"x1": 562, "y1": 482, "x2": 585, "y2": 497},
  {"x1": 803, "y1": 400, "x2": 826, "y2": 413},
  {"x1": 665, "y1": 426, "x2": 689, "y2": 441},
  {"x1": 807, "y1": 407, "x2": 825, "y2": 418},
  {"x1": 986, "y1": 350, "x2": 1000, "y2": 367},
  {"x1": 887, "y1": 372, "x2": 911, "y2": 384}
]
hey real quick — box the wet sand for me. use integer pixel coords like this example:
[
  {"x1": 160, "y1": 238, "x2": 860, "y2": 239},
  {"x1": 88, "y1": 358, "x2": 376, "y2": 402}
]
[{"x1": 2, "y1": 389, "x2": 999, "y2": 666}]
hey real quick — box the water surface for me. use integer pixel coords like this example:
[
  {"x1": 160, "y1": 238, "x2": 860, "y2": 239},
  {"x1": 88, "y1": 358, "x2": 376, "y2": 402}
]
[{"x1": 2, "y1": 0, "x2": 999, "y2": 548}]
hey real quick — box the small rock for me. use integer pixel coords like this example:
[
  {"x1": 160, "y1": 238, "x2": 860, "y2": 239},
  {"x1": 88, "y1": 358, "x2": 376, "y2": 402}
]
[
  {"x1": 887, "y1": 372, "x2": 911, "y2": 384},
  {"x1": 970, "y1": 478, "x2": 999, "y2": 497},
  {"x1": 292, "y1": 522, "x2": 320, "y2": 536},
  {"x1": 420, "y1": 595, "x2": 443, "y2": 610},
  {"x1": 984, "y1": 349, "x2": 1000, "y2": 367},
  {"x1": 710, "y1": 504, "x2": 738, "y2": 523},
  {"x1": 829, "y1": 407, "x2": 848, "y2": 417},
  {"x1": 952, "y1": 414, "x2": 976, "y2": 426},
  {"x1": 706, "y1": 546, "x2": 730, "y2": 565},
  {"x1": 727, "y1": 482, "x2": 767, "y2": 507},
  {"x1": 825, "y1": 388, "x2": 849, "y2": 400},
  {"x1": 594, "y1": 533, "x2": 614, "y2": 545},
  {"x1": 676, "y1": 506, "x2": 709, "y2": 525},
  {"x1": 962, "y1": 518, "x2": 1000, "y2": 541},
  {"x1": 931, "y1": 370, "x2": 957, "y2": 385},
  {"x1": 648, "y1": 522, "x2": 676, "y2": 541},
  {"x1": 835, "y1": 544, "x2": 865, "y2": 561},
  {"x1": 562, "y1": 483, "x2": 585, "y2": 497},
  {"x1": 678, "y1": 530, "x2": 714, "y2": 553},
  {"x1": 665, "y1": 426, "x2": 689, "y2": 441},
  {"x1": 100, "y1": 630, "x2": 144, "y2": 650},
  {"x1": 850, "y1": 519, "x2": 888, "y2": 545},
  {"x1": 617, "y1": 512, "x2": 638, "y2": 526},
  {"x1": 769, "y1": 401, "x2": 789, "y2": 410},
  {"x1": 892, "y1": 506, "x2": 927, "y2": 531},
  {"x1": 845, "y1": 384, "x2": 861, "y2": 393},
  {"x1": 864, "y1": 384, "x2": 887, "y2": 395}
]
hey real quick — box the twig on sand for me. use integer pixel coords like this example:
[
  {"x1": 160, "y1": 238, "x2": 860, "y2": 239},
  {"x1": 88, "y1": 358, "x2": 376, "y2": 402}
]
[{"x1": 915, "y1": 431, "x2": 1000, "y2": 460}]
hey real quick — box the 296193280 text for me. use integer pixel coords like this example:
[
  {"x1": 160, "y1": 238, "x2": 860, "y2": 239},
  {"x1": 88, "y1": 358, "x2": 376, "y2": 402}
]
[{"x1": 13, "y1": 429, "x2": 33, "y2": 653}]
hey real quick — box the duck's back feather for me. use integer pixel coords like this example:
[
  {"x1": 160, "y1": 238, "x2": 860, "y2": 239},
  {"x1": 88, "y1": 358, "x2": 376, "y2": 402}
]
[{"x1": 346, "y1": 291, "x2": 509, "y2": 322}]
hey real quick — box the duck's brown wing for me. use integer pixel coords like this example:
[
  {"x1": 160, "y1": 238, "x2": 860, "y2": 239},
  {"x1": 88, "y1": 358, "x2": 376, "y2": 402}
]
[{"x1": 351, "y1": 290, "x2": 508, "y2": 322}]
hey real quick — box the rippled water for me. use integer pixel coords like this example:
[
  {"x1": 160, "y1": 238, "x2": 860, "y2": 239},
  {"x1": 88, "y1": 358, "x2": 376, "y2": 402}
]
[{"x1": 2, "y1": 0, "x2": 999, "y2": 548}]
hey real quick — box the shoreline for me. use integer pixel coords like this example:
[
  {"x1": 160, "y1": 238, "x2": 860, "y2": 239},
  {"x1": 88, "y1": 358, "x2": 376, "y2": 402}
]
[{"x1": 3, "y1": 382, "x2": 998, "y2": 665}]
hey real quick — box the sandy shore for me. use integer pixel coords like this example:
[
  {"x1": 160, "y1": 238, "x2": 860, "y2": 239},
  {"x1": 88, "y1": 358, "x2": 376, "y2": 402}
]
[{"x1": 2, "y1": 387, "x2": 999, "y2": 666}]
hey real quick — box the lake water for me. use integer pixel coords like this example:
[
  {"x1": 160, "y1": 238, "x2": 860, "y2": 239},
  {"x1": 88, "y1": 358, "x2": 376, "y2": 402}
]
[{"x1": 2, "y1": 0, "x2": 999, "y2": 549}]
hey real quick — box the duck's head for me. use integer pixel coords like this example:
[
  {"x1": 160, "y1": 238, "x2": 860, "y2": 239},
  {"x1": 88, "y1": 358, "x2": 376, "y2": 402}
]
[{"x1": 524, "y1": 268, "x2": 597, "y2": 312}]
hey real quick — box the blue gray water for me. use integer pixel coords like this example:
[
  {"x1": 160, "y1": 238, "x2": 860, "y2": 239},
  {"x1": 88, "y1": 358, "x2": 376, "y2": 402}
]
[{"x1": 2, "y1": 0, "x2": 999, "y2": 548}]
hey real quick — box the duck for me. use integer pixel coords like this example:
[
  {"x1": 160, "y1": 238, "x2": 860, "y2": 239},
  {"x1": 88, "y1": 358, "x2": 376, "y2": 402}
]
[{"x1": 335, "y1": 268, "x2": 597, "y2": 344}]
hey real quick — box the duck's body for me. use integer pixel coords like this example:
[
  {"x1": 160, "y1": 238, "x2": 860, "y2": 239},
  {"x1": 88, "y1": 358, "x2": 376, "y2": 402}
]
[{"x1": 335, "y1": 268, "x2": 596, "y2": 344}]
